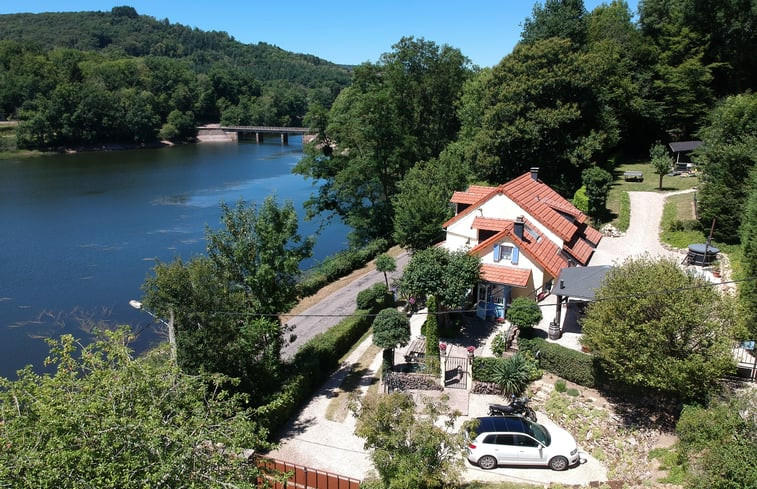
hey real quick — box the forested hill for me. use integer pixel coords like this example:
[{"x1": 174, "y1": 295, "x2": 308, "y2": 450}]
[
  {"x1": 0, "y1": 7, "x2": 350, "y2": 87},
  {"x1": 0, "y1": 6, "x2": 351, "y2": 149}
]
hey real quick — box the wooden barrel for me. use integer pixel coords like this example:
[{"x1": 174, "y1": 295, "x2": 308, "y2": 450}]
[{"x1": 548, "y1": 321, "x2": 561, "y2": 340}]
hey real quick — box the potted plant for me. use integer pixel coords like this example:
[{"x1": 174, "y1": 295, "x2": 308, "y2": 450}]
[{"x1": 466, "y1": 345, "x2": 475, "y2": 358}]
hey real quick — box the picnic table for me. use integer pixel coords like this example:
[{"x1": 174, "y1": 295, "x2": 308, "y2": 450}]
[
  {"x1": 623, "y1": 170, "x2": 643, "y2": 182},
  {"x1": 404, "y1": 337, "x2": 426, "y2": 363}
]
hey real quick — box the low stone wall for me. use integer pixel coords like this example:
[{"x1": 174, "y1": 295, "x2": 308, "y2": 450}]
[
  {"x1": 197, "y1": 128, "x2": 236, "y2": 142},
  {"x1": 384, "y1": 371, "x2": 441, "y2": 392}
]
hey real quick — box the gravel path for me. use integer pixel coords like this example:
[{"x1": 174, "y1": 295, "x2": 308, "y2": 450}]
[{"x1": 590, "y1": 189, "x2": 695, "y2": 266}]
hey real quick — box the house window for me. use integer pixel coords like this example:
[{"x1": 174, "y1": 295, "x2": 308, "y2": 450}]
[{"x1": 494, "y1": 244, "x2": 513, "y2": 262}]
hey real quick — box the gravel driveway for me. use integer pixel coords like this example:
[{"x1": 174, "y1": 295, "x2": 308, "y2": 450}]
[{"x1": 590, "y1": 189, "x2": 694, "y2": 266}]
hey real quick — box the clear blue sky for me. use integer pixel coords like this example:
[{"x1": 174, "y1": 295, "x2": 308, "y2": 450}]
[{"x1": 0, "y1": 1, "x2": 639, "y2": 67}]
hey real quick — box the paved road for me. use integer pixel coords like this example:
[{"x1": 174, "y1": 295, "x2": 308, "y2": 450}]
[{"x1": 281, "y1": 251, "x2": 409, "y2": 359}]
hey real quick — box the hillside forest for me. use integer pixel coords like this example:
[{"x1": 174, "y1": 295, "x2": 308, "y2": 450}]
[{"x1": 0, "y1": 5, "x2": 350, "y2": 147}]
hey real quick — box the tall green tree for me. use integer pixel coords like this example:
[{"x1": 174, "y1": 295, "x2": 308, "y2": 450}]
[
  {"x1": 521, "y1": 0, "x2": 588, "y2": 47},
  {"x1": 457, "y1": 37, "x2": 619, "y2": 193},
  {"x1": 639, "y1": 0, "x2": 715, "y2": 139},
  {"x1": 581, "y1": 256, "x2": 737, "y2": 401},
  {"x1": 375, "y1": 253, "x2": 396, "y2": 288},
  {"x1": 392, "y1": 146, "x2": 470, "y2": 250},
  {"x1": 694, "y1": 93, "x2": 757, "y2": 242},
  {"x1": 585, "y1": 1, "x2": 658, "y2": 149},
  {"x1": 351, "y1": 391, "x2": 465, "y2": 489},
  {"x1": 581, "y1": 166, "x2": 614, "y2": 218},
  {"x1": 142, "y1": 197, "x2": 313, "y2": 398},
  {"x1": 649, "y1": 142, "x2": 673, "y2": 189},
  {"x1": 295, "y1": 37, "x2": 471, "y2": 243},
  {"x1": 398, "y1": 247, "x2": 480, "y2": 313},
  {"x1": 0, "y1": 328, "x2": 273, "y2": 488}
]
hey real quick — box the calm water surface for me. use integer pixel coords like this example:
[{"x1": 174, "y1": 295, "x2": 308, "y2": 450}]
[{"x1": 0, "y1": 138, "x2": 348, "y2": 378}]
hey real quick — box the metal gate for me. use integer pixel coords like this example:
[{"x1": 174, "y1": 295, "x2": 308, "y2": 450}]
[{"x1": 444, "y1": 356, "x2": 469, "y2": 389}]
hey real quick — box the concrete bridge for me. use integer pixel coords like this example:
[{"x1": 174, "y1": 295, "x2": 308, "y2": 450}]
[{"x1": 197, "y1": 124, "x2": 308, "y2": 145}]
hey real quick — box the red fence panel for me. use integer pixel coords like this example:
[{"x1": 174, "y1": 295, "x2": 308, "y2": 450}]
[{"x1": 256, "y1": 456, "x2": 361, "y2": 489}]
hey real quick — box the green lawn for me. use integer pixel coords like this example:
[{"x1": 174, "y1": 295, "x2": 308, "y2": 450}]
[{"x1": 602, "y1": 161, "x2": 700, "y2": 231}]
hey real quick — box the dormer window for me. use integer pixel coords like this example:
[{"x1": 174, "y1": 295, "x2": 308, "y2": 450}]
[{"x1": 494, "y1": 244, "x2": 519, "y2": 264}]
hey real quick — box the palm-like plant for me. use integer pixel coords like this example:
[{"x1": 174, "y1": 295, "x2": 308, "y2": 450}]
[{"x1": 490, "y1": 354, "x2": 530, "y2": 396}]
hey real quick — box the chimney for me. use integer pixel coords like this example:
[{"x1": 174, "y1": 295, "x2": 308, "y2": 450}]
[
  {"x1": 530, "y1": 167, "x2": 539, "y2": 181},
  {"x1": 514, "y1": 215, "x2": 525, "y2": 240}
]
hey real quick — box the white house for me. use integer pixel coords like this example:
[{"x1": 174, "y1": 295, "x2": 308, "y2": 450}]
[{"x1": 442, "y1": 168, "x2": 602, "y2": 320}]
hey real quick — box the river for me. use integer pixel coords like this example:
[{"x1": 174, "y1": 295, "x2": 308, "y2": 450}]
[{"x1": 0, "y1": 137, "x2": 349, "y2": 379}]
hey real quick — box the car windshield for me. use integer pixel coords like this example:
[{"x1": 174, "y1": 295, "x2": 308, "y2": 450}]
[{"x1": 527, "y1": 421, "x2": 551, "y2": 446}]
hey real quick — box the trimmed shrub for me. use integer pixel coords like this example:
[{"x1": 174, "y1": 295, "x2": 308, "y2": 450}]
[
  {"x1": 506, "y1": 297, "x2": 542, "y2": 329},
  {"x1": 519, "y1": 337, "x2": 598, "y2": 388},
  {"x1": 356, "y1": 283, "x2": 393, "y2": 313},
  {"x1": 424, "y1": 296, "x2": 440, "y2": 373},
  {"x1": 490, "y1": 331, "x2": 508, "y2": 357},
  {"x1": 572, "y1": 185, "x2": 589, "y2": 213},
  {"x1": 554, "y1": 379, "x2": 567, "y2": 392}
]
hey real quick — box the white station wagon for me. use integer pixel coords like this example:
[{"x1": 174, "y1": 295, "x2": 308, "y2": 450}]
[{"x1": 466, "y1": 416, "x2": 580, "y2": 471}]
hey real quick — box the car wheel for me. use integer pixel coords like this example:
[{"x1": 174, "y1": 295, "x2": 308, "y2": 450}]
[
  {"x1": 478, "y1": 455, "x2": 498, "y2": 470},
  {"x1": 548, "y1": 456, "x2": 569, "y2": 471}
]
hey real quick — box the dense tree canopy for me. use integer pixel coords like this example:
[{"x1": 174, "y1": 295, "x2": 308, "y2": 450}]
[
  {"x1": 398, "y1": 247, "x2": 480, "y2": 311},
  {"x1": 459, "y1": 36, "x2": 620, "y2": 192},
  {"x1": 694, "y1": 93, "x2": 757, "y2": 243},
  {"x1": 739, "y1": 169, "x2": 757, "y2": 338},
  {"x1": 521, "y1": 0, "x2": 588, "y2": 47},
  {"x1": 392, "y1": 146, "x2": 470, "y2": 250},
  {"x1": 581, "y1": 257, "x2": 737, "y2": 401},
  {"x1": 141, "y1": 197, "x2": 313, "y2": 399},
  {"x1": 0, "y1": 8, "x2": 350, "y2": 147},
  {"x1": 0, "y1": 328, "x2": 272, "y2": 488},
  {"x1": 351, "y1": 391, "x2": 465, "y2": 489},
  {"x1": 294, "y1": 37, "x2": 471, "y2": 243}
]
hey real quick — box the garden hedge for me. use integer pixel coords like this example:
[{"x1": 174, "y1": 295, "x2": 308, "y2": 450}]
[
  {"x1": 259, "y1": 309, "x2": 374, "y2": 433},
  {"x1": 518, "y1": 337, "x2": 598, "y2": 388},
  {"x1": 297, "y1": 238, "x2": 389, "y2": 297}
]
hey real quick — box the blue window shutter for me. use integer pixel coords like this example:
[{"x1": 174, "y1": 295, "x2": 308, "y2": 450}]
[
  {"x1": 493, "y1": 244, "x2": 501, "y2": 261},
  {"x1": 511, "y1": 247, "x2": 519, "y2": 264}
]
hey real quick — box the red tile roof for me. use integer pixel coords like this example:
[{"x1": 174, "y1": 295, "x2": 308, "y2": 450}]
[
  {"x1": 450, "y1": 185, "x2": 493, "y2": 205},
  {"x1": 472, "y1": 216, "x2": 510, "y2": 231},
  {"x1": 480, "y1": 264, "x2": 531, "y2": 288},
  {"x1": 500, "y1": 173, "x2": 583, "y2": 242},
  {"x1": 470, "y1": 219, "x2": 569, "y2": 278},
  {"x1": 444, "y1": 172, "x2": 602, "y2": 266}
]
